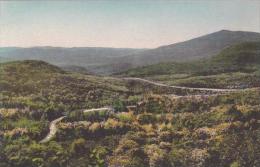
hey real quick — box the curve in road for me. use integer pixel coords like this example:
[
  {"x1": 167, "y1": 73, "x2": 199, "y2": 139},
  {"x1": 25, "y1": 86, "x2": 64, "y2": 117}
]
[
  {"x1": 40, "y1": 107, "x2": 113, "y2": 143},
  {"x1": 40, "y1": 116, "x2": 66, "y2": 143},
  {"x1": 123, "y1": 77, "x2": 242, "y2": 92}
]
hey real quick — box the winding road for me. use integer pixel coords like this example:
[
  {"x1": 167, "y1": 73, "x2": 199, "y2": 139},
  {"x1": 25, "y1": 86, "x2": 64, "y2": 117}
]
[
  {"x1": 40, "y1": 108, "x2": 112, "y2": 143},
  {"x1": 123, "y1": 77, "x2": 241, "y2": 92},
  {"x1": 40, "y1": 77, "x2": 249, "y2": 143},
  {"x1": 40, "y1": 116, "x2": 66, "y2": 143}
]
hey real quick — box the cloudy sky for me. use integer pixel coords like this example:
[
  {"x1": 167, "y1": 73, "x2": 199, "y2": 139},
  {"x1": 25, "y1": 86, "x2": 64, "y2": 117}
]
[{"x1": 0, "y1": 0, "x2": 259, "y2": 48}]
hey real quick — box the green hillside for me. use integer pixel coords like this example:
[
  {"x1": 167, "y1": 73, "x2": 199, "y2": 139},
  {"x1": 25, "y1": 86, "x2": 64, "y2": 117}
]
[
  {"x1": 121, "y1": 42, "x2": 260, "y2": 88},
  {"x1": 0, "y1": 60, "x2": 133, "y2": 119},
  {"x1": 200, "y1": 41, "x2": 260, "y2": 74},
  {"x1": 0, "y1": 60, "x2": 259, "y2": 167}
]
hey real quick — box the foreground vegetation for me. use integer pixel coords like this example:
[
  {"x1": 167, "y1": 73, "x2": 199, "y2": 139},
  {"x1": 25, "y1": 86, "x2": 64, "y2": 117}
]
[
  {"x1": 0, "y1": 58, "x2": 259, "y2": 167},
  {"x1": 1, "y1": 88, "x2": 259, "y2": 167}
]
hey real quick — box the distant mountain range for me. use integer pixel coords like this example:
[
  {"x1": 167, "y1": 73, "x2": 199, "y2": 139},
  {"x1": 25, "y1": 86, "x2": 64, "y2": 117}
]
[
  {"x1": 1, "y1": 30, "x2": 260, "y2": 74},
  {"x1": 116, "y1": 30, "x2": 260, "y2": 68},
  {"x1": 0, "y1": 47, "x2": 145, "y2": 74}
]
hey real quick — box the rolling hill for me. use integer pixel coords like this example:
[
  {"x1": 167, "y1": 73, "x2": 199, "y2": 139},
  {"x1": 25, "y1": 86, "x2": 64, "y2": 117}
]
[{"x1": 0, "y1": 60, "x2": 133, "y2": 118}]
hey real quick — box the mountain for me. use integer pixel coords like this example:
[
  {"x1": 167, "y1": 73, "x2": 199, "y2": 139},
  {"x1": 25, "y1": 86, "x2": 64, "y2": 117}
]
[
  {"x1": 116, "y1": 30, "x2": 260, "y2": 69},
  {"x1": 0, "y1": 47, "x2": 145, "y2": 74},
  {"x1": 122, "y1": 41, "x2": 260, "y2": 76},
  {"x1": 0, "y1": 56, "x2": 13, "y2": 63},
  {"x1": 1, "y1": 30, "x2": 260, "y2": 74},
  {"x1": 121, "y1": 41, "x2": 260, "y2": 88}
]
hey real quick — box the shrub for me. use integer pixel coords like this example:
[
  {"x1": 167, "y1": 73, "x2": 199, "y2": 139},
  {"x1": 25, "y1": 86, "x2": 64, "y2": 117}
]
[
  {"x1": 70, "y1": 138, "x2": 86, "y2": 154},
  {"x1": 113, "y1": 99, "x2": 126, "y2": 112},
  {"x1": 116, "y1": 112, "x2": 134, "y2": 123},
  {"x1": 137, "y1": 113, "x2": 156, "y2": 124}
]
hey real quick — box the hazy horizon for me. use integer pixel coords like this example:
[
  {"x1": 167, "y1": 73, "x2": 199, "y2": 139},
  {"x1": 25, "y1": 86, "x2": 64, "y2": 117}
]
[{"x1": 1, "y1": 0, "x2": 260, "y2": 48}]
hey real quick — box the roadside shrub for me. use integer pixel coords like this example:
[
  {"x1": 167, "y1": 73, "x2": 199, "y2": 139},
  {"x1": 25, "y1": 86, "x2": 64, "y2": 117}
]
[{"x1": 116, "y1": 112, "x2": 134, "y2": 123}]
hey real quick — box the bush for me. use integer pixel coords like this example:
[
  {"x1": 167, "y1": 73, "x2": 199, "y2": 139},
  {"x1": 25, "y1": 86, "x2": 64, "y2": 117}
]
[
  {"x1": 113, "y1": 99, "x2": 126, "y2": 112},
  {"x1": 116, "y1": 112, "x2": 134, "y2": 123},
  {"x1": 137, "y1": 113, "x2": 156, "y2": 124},
  {"x1": 70, "y1": 138, "x2": 86, "y2": 154}
]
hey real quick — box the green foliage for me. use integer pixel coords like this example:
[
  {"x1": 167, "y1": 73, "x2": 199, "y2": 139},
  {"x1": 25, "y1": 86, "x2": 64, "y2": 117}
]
[
  {"x1": 70, "y1": 138, "x2": 86, "y2": 154},
  {"x1": 116, "y1": 112, "x2": 134, "y2": 123},
  {"x1": 230, "y1": 161, "x2": 242, "y2": 167},
  {"x1": 113, "y1": 98, "x2": 126, "y2": 112},
  {"x1": 89, "y1": 146, "x2": 108, "y2": 167},
  {"x1": 1, "y1": 89, "x2": 259, "y2": 167},
  {"x1": 137, "y1": 113, "x2": 157, "y2": 124},
  {"x1": 145, "y1": 98, "x2": 165, "y2": 113}
]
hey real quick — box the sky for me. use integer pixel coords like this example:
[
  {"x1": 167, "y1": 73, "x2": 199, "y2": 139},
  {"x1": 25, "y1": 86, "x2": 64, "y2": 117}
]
[{"x1": 0, "y1": 0, "x2": 259, "y2": 48}]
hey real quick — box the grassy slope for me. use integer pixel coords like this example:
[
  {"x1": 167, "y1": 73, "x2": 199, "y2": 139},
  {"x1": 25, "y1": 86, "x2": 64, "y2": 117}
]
[
  {"x1": 121, "y1": 41, "x2": 260, "y2": 88},
  {"x1": 0, "y1": 60, "x2": 259, "y2": 167},
  {"x1": 0, "y1": 60, "x2": 131, "y2": 118}
]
